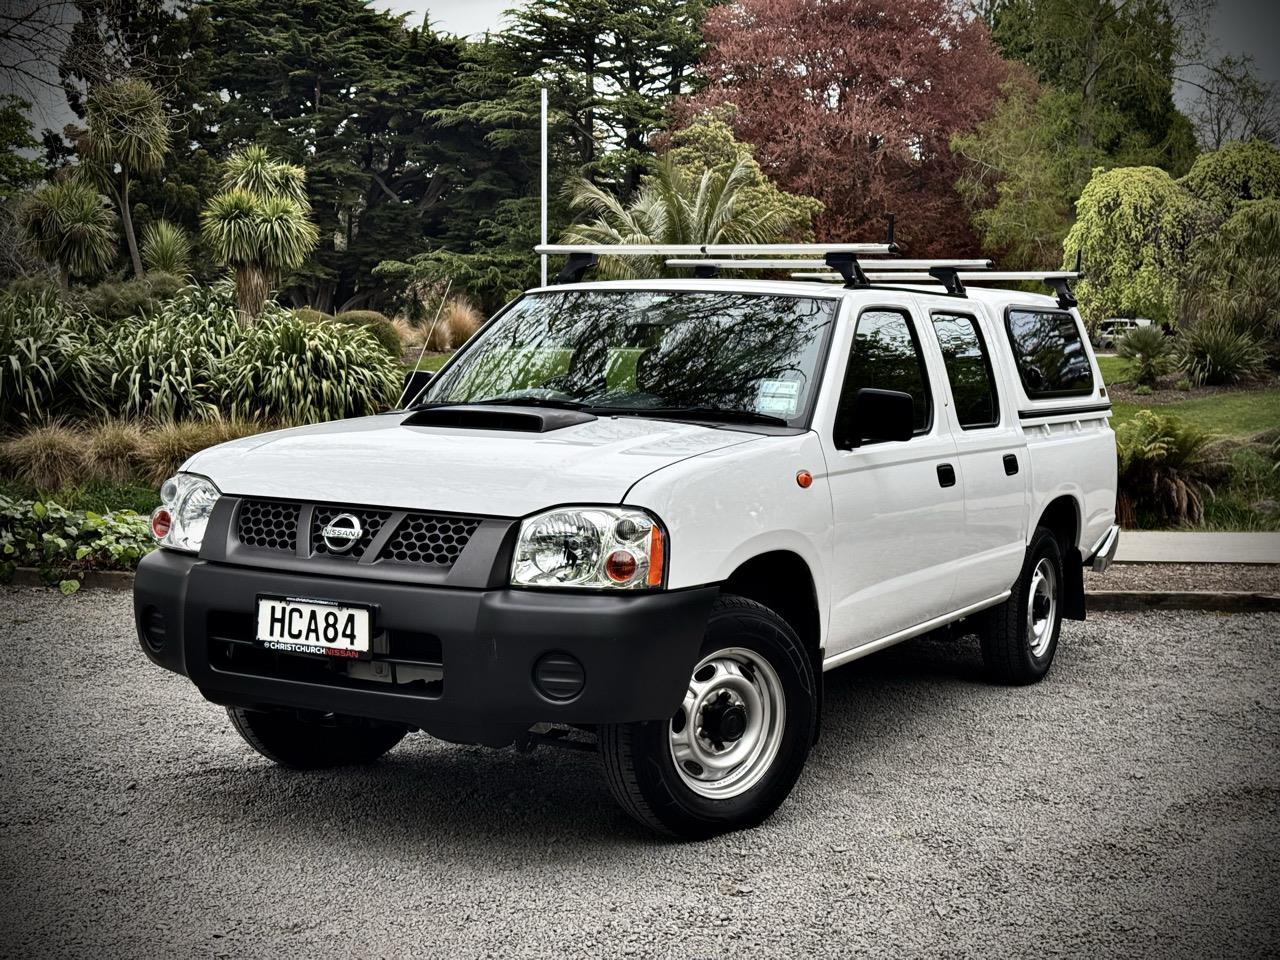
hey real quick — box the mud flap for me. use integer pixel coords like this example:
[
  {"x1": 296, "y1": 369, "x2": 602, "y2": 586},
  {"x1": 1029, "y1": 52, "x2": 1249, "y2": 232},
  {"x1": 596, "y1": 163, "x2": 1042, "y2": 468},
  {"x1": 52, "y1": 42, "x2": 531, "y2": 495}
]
[{"x1": 1064, "y1": 548, "x2": 1086, "y2": 620}]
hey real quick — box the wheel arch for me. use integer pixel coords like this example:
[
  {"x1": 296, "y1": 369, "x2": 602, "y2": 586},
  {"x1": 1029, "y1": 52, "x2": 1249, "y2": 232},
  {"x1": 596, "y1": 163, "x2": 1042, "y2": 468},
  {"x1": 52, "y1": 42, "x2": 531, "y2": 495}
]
[
  {"x1": 1034, "y1": 494, "x2": 1086, "y2": 621},
  {"x1": 721, "y1": 549, "x2": 825, "y2": 740}
]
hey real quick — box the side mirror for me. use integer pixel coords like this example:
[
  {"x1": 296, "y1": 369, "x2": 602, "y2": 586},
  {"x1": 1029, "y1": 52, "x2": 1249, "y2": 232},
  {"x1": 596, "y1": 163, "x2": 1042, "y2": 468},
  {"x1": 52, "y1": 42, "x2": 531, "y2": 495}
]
[
  {"x1": 401, "y1": 369, "x2": 434, "y2": 406},
  {"x1": 840, "y1": 387, "x2": 915, "y2": 448}
]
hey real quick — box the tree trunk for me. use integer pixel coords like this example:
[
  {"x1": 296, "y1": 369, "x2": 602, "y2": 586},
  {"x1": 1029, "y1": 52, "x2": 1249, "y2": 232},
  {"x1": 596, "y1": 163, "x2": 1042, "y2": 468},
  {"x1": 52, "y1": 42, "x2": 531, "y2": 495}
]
[
  {"x1": 119, "y1": 171, "x2": 145, "y2": 279},
  {"x1": 235, "y1": 263, "x2": 270, "y2": 323},
  {"x1": 58, "y1": 264, "x2": 70, "y2": 292}
]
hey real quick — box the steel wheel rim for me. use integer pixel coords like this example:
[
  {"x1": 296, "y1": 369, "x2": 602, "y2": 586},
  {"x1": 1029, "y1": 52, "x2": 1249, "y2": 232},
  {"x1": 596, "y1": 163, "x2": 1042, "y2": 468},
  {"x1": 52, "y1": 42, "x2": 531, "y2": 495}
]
[
  {"x1": 1027, "y1": 557, "x2": 1057, "y2": 658},
  {"x1": 669, "y1": 646, "x2": 786, "y2": 800}
]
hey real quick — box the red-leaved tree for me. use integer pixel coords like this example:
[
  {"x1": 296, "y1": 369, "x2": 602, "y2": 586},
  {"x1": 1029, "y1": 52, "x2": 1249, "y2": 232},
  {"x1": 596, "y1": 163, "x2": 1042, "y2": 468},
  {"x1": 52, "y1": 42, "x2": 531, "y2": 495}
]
[{"x1": 677, "y1": 0, "x2": 1010, "y2": 254}]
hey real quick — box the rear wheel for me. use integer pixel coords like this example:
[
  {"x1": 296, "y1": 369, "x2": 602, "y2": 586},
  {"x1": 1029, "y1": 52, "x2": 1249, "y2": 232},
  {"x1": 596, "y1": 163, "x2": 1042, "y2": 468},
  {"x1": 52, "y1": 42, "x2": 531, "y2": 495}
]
[
  {"x1": 227, "y1": 707, "x2": 408, "y2": 769},
  {"x1": 978, "y1": 526, "x2": 1064, "y2": 684},
  {"x1": 599, "y1": 596, "x2": 816, "y2": 839}
]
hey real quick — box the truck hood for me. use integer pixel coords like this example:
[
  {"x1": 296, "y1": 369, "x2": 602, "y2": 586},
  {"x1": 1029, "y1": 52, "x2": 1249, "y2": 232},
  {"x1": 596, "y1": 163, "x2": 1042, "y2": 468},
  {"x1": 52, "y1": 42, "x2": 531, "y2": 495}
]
[{"x1": 183, "y1": 413, "x2": 763, "y2": 517}]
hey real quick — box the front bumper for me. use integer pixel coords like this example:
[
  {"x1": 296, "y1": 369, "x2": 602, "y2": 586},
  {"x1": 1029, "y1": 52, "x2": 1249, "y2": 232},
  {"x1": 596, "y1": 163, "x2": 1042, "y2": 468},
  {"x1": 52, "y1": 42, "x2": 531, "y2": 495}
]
[{"x1": 134, "y1": 550, "x2": 718, "y2": 746}]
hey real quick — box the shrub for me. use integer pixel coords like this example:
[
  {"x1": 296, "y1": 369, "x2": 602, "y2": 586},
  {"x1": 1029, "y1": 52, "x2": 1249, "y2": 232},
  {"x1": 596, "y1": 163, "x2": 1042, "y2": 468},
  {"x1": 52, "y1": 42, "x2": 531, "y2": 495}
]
[
  {"x1": 0, "y1": 423, "x2": 85, "y2": 491},
  {"x1": 85, "y1": 420, "x2": 145, "y2": 484},
  {"x1": 291, "y1": 307, "x2": 332, "y2": 325},
  {"x1": 1134, "y1": 384, "x2": 1153, "y2": 396},
  {"x1": 1115, "y1": 410, "x2": 1227, "y2": 527},
  {"x1": 1175, "y1": 378, "x2": 1192, "y2": 391},
  {"x1": 436, "y1": 296, "x2": 483, "y2": 350},
  {"x1": 333, "y1": 309, "x2": 402, "y2": 356},
  {"x1": 0, "y1": 495, "x2": 154, "y2": 586},
  {"x1": 1179, "y1": 321, "x2": 1267, "y2": 385},
  {"x1": 5, "y1": 276, "x2": 60, "y2": 300},
  {"x1": 81, "y1": 272, "x2": 185, "y2": 323},
  {"x1": 390, "y1": 316, "x2": 427, "y2": 350},
  {"x1": 0, "y1": 290, "x2": 101, "y2": 424},
  {"x1": 140, "y1": 220, "x2": 193, "y2": 277},
  {"x1": 223, "y1": 313, "x2": 400, "y2": 422},
  {"x1": 136, "y1": 418, "x2": 267, "y2": 485},
  {"x1": 1116, "y1": 325, "x2": 1175, "y2": 386},
  {"x1": 105, "y1": 283, "x2": 241, "y2": 420}
]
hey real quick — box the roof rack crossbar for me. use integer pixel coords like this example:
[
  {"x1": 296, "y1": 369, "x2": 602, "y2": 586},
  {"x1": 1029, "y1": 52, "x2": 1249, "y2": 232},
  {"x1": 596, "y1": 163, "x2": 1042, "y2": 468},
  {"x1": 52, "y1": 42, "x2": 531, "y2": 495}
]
[
  {"x1": 663, "y1": 258, "x2": 993, "y2": 271},
  {"x1": 535, "y1": 242, "x2": 896, "y2": 257}
]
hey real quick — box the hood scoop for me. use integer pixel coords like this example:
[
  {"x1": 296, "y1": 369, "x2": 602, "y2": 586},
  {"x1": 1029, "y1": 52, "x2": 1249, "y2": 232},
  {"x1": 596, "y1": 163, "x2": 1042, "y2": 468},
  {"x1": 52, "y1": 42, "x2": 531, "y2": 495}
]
[{"x1": 401, "y1": 405, "x2": 597, "y2": 433}]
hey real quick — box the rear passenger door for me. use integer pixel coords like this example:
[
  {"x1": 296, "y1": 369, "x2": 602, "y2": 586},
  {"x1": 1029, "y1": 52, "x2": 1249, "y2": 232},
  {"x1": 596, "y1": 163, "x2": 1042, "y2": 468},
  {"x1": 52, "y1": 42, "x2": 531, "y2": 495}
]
[
  {"x1": 925, "y1": 307, "x2": 1029, "y2": 608},
  {"x1": 822, "y1": 304, "x2": 965, "y2": 659}
]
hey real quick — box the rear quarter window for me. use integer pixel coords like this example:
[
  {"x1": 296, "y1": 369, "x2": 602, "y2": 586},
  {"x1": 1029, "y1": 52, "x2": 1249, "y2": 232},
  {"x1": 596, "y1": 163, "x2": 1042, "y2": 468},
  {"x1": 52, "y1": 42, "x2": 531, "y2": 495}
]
[{"x1": 1004, "y1": 308, "x2": 1094, "y2": 398}]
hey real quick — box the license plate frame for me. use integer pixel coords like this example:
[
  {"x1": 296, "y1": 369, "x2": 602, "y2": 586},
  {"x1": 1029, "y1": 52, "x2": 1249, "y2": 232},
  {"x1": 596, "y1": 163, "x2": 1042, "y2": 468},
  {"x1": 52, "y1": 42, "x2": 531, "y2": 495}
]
[{"x1": 254, "y1": 595, "x2": 374, "y2": 660}]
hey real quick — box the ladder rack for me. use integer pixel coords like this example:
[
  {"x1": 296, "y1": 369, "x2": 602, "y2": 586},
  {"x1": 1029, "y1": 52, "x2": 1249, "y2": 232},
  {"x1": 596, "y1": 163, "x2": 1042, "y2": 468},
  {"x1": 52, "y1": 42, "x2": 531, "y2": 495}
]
[{"x1": 533, "y1": 242, "x2": 1081, "y2": 307}]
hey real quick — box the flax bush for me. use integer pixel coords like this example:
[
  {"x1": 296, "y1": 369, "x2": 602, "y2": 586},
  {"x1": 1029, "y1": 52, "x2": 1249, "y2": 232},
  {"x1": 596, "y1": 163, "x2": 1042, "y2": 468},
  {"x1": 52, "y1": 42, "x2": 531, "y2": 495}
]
[{"x1": 223, "y1": 313, "x2": 400, "y2": 422}]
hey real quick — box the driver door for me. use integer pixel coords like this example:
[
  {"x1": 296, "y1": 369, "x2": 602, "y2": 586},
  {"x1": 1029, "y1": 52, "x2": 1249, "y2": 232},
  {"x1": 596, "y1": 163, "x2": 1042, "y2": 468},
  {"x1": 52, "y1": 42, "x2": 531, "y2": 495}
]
[{"x1": 821, "y1": 304, "x2": 966, "y2": 661}]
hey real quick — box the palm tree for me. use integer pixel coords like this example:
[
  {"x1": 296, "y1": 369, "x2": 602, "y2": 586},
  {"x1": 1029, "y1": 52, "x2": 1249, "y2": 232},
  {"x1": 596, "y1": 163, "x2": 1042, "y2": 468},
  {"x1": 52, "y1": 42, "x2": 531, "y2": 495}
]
[
  {"x1": 201, "y1": 147, "x2": 319, "y2": 322},
  {"x1": 561, "y1": 156, "x2": 797, "y2": 279},
  {"x1": 83, "y1": 77, "x2": 170, "y2": 280},
  {"x1": 17, "y1": 177, "x2": 118, "y2": 290}
]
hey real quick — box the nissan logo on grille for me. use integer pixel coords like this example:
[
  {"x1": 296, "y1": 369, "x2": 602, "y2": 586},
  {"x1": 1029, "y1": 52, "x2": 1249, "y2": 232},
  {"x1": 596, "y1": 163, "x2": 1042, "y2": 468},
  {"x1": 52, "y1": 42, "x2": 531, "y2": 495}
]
[{"x1": 320, "y1": 514, "x2": 363, "y2": 554}]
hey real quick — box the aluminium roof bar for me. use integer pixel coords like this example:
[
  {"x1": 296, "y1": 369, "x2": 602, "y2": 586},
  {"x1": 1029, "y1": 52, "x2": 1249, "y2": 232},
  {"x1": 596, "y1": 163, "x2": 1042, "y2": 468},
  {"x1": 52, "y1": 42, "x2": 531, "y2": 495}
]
[
  {"x1": 535, "y1": 242, "x2": 897, "y2": 257},
  {"x1": 665, "y1": 258, "x2": 994, "y2": 271},
  {"x1": 791, "y1": 271, "x2": 1081, "y2": 282}
]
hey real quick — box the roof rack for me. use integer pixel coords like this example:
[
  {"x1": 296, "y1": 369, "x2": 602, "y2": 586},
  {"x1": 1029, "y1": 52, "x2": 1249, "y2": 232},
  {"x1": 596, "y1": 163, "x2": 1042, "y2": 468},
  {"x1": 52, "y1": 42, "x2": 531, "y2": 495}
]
[
  {"x1": 534, "y1": 242, "x2": 1081, "y2": 308},
  {"x1": 791, "y1": 270, "x2": 1083, "y2": 308}
]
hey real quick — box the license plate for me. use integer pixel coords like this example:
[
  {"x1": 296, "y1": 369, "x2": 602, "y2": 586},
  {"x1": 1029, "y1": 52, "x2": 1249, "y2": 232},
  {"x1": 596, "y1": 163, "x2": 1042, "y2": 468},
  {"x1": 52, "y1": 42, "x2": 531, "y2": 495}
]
[{"x1": 255, "y1": 597, "x2": 371, "y2": 659}]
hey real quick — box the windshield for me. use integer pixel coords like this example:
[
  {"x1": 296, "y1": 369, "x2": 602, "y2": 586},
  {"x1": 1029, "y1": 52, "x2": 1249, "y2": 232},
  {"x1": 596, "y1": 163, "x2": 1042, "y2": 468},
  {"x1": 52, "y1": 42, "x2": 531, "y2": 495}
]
[{"x1": 420, "y1": 289, "x2": 838, "y2": 427}]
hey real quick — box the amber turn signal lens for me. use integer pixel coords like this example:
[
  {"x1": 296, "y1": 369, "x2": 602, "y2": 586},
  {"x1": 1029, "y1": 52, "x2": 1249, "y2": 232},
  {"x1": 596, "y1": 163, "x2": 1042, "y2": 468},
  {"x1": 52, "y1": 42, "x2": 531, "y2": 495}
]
[
  {"x1": 150, "y1": 508, "x2": 172, "y2": 539},
  {"x1": 605, "y1": 549, "x2": 638, "y2": 583},
  {"x1": 647, "y1": 526, "x2": 665, "y2": 587},
  {"x1": 796, "y1": 470, "x2": 813, "y2": 488}
]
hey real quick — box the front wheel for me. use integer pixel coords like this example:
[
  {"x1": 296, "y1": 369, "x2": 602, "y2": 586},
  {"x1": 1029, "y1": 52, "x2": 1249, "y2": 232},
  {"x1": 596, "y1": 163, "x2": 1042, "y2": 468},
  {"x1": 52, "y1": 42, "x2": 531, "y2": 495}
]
[
  {"x1": 977, "y1": 526, "x2": 1065, "y2": 685},
  {"x1": 599, "y1": 596, "x2": 817, "y2": 839},
  {"x1": 227, "y1": 707, "x2": 408, "y2": 769}
]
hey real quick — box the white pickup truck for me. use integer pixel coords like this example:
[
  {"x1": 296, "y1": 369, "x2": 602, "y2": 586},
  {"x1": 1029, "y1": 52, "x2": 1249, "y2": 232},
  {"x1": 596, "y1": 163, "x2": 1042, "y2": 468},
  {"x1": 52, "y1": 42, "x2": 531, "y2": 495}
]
[{"x1": 134, "y1": 243, "x2": 1119, "y2": 838}]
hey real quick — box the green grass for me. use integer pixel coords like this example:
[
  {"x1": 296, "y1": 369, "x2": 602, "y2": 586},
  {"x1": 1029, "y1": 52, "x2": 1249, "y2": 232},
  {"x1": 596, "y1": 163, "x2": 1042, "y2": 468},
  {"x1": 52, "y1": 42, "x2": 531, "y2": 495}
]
[
  {"x1": 0, "y1": 476, "x2": 160, "y2": 513},
  {"x1": 1096, "y1": 354, "x2": 1129, "y2": 385},
  {"x1": 1111, "y1": 389, "x2": 1280, "y2": 438},
  {"x1": 403, "y1": 351, "x2": 454, "y2": 374}
]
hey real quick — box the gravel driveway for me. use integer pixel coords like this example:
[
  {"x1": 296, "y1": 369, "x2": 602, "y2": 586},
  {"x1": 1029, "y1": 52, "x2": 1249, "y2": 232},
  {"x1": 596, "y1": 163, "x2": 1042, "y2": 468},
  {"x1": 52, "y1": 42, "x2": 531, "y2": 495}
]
[{"x1": 1, "y1": 588, "x2": 1277, "y2": 960}]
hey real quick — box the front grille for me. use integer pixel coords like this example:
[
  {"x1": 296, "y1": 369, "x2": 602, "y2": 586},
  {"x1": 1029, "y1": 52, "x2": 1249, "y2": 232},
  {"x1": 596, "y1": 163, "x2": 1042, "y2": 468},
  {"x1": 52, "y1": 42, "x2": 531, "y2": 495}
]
[
  {"x1": 379, "y1": 514, "x2": 481, "y2": 567},
  {"x1": 237, "y1": 500, "x2": 300, "y2": 552},
  {"x1": 234, "y1": 498, "x2": 483, "y2": 571},
  {"x1": 310, "y1": 506, "x2": 391, "y2": 557}
]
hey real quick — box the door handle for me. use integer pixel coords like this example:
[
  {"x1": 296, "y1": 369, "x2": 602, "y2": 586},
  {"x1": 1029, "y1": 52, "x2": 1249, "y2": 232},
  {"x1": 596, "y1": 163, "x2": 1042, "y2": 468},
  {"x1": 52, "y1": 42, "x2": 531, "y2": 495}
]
[
  {"x1": 936, "y1": 463, "x2": 956, "y2": 488},
  {"x1": 1004, "y1": 453, "x2": 1019, "y2": 476}
]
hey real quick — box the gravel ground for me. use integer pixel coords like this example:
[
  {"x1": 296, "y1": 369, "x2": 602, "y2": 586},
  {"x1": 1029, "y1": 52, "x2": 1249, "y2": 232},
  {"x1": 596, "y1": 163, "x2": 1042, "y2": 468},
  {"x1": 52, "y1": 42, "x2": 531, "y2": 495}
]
[
  {"x1": 1, "y1": 588, "x2": 1277, "y2": 960},
  {"x1": 1086, "y1": 562, "x2": 1280, "y2": 593}
]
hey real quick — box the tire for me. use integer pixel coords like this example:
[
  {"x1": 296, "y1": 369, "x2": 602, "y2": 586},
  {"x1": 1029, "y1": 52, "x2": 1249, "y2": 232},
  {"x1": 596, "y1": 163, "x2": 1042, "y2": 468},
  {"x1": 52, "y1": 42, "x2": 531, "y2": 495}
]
[
  {"x1": 599, "y1": 595, "x2": 817, "y2": 839},
  {"x1": 226, "y1": 707, "x2": 408, "y2": 769},
  {"x1": 978, "y1": 526, "x2": 1065, "y2": 685}
]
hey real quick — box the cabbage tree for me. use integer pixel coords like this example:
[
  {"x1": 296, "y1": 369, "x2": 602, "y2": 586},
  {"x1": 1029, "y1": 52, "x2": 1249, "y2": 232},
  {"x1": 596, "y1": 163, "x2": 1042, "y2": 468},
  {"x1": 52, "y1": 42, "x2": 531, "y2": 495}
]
[
  {"x1": 201, "y1": 147, "x2": 318, "y2": 322},
  {"x1": 17, "y1": 177, "x2": 118, "y2": 289},
  {"x1": 83, "y1": 78, "x2": 171, "y2": 280}
]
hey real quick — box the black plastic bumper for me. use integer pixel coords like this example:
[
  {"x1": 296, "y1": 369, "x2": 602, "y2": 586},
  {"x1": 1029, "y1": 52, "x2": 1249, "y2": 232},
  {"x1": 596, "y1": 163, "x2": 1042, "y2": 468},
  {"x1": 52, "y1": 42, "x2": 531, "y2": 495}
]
[{"x1": 133, "y1": 550, "x2": 718, "y2": 746}]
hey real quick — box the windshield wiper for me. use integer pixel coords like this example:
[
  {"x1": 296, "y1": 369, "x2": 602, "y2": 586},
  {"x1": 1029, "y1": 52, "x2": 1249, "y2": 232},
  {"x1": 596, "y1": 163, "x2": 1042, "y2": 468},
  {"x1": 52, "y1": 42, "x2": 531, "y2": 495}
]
[{"x1": 596, "y1": 405, "x2": 789, "y2": 427}]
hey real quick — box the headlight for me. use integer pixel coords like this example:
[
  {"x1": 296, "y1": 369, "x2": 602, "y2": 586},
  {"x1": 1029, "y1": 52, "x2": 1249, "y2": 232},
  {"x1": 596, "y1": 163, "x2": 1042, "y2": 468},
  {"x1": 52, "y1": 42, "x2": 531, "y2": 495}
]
[
  {"x1": 151, "y1": 474, "x2": 221, "y2": 553},
  {"x1": 512, "y1": 507, "x2": 666, "y2": 590}
]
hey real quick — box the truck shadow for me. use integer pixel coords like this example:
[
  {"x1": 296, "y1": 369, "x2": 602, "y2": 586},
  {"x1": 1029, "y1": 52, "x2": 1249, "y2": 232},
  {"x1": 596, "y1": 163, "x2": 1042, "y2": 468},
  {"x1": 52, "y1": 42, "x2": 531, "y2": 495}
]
[{"x1": 167, "y1": 627, "x2": 1020, "y2": 852}]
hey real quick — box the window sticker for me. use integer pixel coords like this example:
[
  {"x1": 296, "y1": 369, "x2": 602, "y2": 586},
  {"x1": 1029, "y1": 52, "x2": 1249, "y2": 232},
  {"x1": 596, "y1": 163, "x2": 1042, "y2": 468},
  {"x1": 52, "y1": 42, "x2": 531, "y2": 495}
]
[{"x1": 757, "y1": 379, "x2": 802, "y2": 417}]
